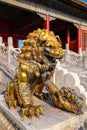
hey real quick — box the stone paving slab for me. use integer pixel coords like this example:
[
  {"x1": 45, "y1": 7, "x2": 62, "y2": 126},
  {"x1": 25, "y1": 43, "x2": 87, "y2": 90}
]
[{"x1": 0, "y1": 95, "x2": 86, "y2": 130}]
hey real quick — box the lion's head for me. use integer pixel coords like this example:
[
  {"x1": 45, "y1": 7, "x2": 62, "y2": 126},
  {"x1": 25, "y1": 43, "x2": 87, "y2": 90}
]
[{"x1": 17, "y1": 29, "x2": 64, "y2": 64}]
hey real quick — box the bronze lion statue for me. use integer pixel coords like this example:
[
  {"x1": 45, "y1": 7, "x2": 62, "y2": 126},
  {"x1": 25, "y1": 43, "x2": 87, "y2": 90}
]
[{"x1": 5, "y1": 29, "x2": 83, "y2": 118}]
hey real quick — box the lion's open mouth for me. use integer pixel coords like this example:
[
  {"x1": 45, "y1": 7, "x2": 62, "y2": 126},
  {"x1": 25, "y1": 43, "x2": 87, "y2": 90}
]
[
  {"x1": 44, "y1": 53, "x2": 56, "y2": 63},
  {"x1": 44, "y1": 47, "x2": 64, "y2": 59}
]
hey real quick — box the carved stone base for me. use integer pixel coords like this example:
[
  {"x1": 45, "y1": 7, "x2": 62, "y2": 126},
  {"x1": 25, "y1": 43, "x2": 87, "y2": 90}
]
[{"x1": 0, "y1": 95, "x2": 86, "y2": 130}]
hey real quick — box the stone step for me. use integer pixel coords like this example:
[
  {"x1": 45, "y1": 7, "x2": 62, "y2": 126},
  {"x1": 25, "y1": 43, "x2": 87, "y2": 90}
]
[{"x1": 0, "y1": 111, "x2": 15, "y2": 130}]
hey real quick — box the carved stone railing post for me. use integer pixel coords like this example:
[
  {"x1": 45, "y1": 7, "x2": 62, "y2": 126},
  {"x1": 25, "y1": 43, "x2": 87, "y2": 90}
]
[
  {"x1": 53, "y1": 60, "x2": 61, "y2": 84},
  {"x1": 0, "y1": 36, "x2": 3, "y2": 44},
  {"x1": 0, "y1": 36, "x2": 3, "y2": 56},
  {"x1": 10, "y1": 48, "x2": 20, "y2": 67},
  {"x1": 7, "y1": 37, "x2": 13, "y2": 64},
  {"x1": 64, "y1": 44, "x2": 70, "y2": 62},
  {"x1": 0, "y1": 37, "x2": 7, "y2": 59},
  {"x1": 83, "y1": 48, "x2": 87, "y2": 69}
]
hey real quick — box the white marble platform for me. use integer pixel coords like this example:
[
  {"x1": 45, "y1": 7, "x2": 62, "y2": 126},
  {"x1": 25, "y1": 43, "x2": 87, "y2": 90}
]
[{"x1": 0, "y1": 95, "x2": 87, "y2": 130}]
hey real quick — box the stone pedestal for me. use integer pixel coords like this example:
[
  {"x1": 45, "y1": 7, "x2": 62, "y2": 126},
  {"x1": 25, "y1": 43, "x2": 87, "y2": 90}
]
[{"x1": 0, "y1": 95, "x2": 86, "y2": 130}]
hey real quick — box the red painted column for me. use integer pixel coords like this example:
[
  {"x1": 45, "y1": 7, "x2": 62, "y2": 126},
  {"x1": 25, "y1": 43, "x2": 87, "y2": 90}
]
[
  {"x1": 66, "y1": 28, "x2": 70, "y2": 51},
  {"x1": 67, "y1": 28, "x2": 70, "y2": 44},
  {"x1": 46, "y1": 14, "x2": 50, "y2": 30},
  {"x1": 64, "y1": 28, "x2": 70, "y2": 62},
  {"x1": 43, "y1": 14, "x2": 50, "y2": 30},
  {"x1": 78, "y1": 24, "x2": 82, "y2": 54}
]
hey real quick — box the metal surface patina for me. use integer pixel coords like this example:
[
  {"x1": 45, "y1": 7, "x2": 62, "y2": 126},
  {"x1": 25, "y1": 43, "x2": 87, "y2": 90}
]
[{"x1": 5, "y1": 29, "x2": 83, "y2": 118}]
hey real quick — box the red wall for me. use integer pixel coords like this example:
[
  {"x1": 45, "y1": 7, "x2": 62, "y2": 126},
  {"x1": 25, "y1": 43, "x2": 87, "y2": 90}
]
[
  {"x1": 69, "y1": 40, "x2": 78, "y2": 53},
  {"x1": 0, "y1": 22, "x2": 32, "y2": 48},
  {"x1": 0, "y1": 33, "x2": 26, "y2": 48}
]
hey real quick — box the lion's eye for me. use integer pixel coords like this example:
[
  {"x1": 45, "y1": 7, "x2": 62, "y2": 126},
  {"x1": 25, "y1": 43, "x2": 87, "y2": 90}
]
[
  {"x1": 46, "y1": 41, "x2": 51, "y2": 46},
  {"x1": 50, "y1": 42, "x2": 56, "y2": 47}
]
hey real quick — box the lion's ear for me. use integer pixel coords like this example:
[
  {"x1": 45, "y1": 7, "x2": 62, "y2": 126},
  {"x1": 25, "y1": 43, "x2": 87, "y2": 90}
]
[{"x1": 56, "y1": 35, "x2": 62, "y2": 45}]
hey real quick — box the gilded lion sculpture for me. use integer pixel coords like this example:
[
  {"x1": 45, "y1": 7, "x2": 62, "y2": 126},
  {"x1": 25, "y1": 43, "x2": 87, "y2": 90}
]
[{"x1": 5, "y1": 29, "x2": 83, "y2": 118}]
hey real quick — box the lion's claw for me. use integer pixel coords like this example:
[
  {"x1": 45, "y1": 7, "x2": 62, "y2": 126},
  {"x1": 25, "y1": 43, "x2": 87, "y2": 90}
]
[{"x1": 22, "y1": 105, "x2": 43, "y2": 118}]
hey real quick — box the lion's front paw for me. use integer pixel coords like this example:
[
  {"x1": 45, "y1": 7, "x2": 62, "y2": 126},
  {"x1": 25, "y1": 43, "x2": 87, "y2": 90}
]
[{"x1": 22, "y1": 105, "x2": 43, "y2": 118}]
